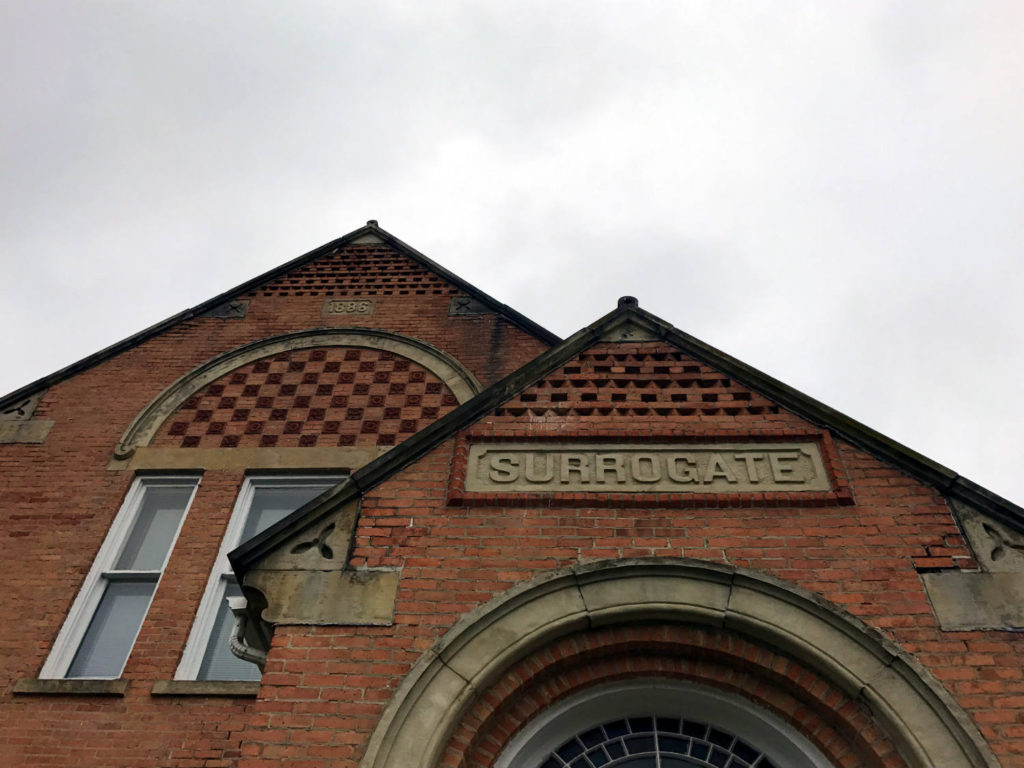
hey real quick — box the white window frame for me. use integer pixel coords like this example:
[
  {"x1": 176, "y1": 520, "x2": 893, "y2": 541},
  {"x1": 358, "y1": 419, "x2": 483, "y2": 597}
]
[
  {"x1": 40, "y1": 475, "x2": 199, "y2": 679},
  {"x1": 175, "y1": 474, "x2": 341, "y2": 680}
]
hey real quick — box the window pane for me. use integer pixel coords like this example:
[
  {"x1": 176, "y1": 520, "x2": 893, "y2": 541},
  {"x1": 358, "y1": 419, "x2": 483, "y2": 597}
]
[
  {"x1": 240, "y1": 484, "x2": 333, "y2": 542},
  {"x1": 66, "y1": 580, "x2": 155, "y2": 678},
  {"x1": 198, "y1": 580, "x2": 261, "y2": 681},
  {"x1": 115, "y1": 485, "x2": 192, "y2": 570}
]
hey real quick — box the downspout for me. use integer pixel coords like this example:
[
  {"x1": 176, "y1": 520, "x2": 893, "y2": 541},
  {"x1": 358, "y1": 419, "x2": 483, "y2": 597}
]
[{"x1": 227, "y1": 596, "x2": 268, "y2": 670}]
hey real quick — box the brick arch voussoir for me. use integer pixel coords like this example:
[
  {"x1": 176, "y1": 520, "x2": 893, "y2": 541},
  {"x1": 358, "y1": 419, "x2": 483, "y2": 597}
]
[
  {"x1": 113, "y1": 328, "x2": 482, "y2": 458},
  {"x1": 358, "y1": 558, "x2": 999, "y2": 768},
  {"x1": 446, "y1": 625, "x2": 902, "y2": 768}
]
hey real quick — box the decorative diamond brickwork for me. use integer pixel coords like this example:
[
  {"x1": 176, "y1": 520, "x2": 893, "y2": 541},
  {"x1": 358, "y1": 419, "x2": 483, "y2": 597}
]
[
  {"x1": 494, "y1": 341, "x2": 782, "y2": 421},
  {"x1": 245, "y1": 244, "x2": 460, "y2": 298},
  {"x1": 153, "y1": 347, "x2": 459, "y2": 449}
]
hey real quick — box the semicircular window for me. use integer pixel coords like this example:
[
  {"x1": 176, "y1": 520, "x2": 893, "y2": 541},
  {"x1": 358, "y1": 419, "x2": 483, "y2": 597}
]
[{"x1": 539, "y1": 715, "x2": 776, "y2": 768}]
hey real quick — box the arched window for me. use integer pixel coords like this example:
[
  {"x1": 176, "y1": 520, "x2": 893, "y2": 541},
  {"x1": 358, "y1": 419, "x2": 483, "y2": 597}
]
[{"x1": 495, "y1": 681, "x2": 833, "y2": 768}]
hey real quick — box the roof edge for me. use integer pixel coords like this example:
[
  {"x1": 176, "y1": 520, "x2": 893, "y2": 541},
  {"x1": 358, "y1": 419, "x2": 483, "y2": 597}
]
[
  {"x1": 232, "y1": 300, "x2": 1024, "y2": 579},
  {"x1": 0, "y1": 222, "x2": 560, "y2": 410},
  {"x1": 631, "y1": 305, "x2": 1024, "y2": 530},
  {"x1": 364, "y1": 225, "x2": 561, "y2": 345}
]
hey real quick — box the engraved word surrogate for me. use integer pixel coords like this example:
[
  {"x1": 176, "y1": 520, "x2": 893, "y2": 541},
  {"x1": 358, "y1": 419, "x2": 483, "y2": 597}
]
[{"x1": 465, "y1": 442, "x2": 831, "y2": 494}]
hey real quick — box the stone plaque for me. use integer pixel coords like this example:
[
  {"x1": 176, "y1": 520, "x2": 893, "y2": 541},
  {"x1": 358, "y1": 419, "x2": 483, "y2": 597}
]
[
  {"x1": 323, "y1": 298, "x2": 374, "y2": 316},
  {"x1": 202, "y1": 299, "x2": 249, "y2": 319},
  {"x1": 465, "y1": 442, "x2": 831, "y2": 493},
  {"x1": 449, "y1": 296, "x2": 491, "y2": 315}
]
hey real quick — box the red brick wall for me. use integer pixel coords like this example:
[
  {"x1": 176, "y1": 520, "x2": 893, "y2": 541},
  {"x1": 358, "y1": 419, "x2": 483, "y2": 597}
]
[
  {"x1": 3, "y1": 285, "x2": 1022, "y2": 766},
  {"x1": 233, "y1": 343, "x2": 1024, "y2": 766},
  {"x1": 445, "y1": 625, "x2": 906, "y2": 768},
  {"x1": 0, "y1": 240, "x2": 548, "y2": 766}
]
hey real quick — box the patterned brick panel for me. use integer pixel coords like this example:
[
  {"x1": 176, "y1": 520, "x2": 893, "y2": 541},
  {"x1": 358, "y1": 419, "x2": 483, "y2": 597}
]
[
  {"x1": 246, "y1": 244, "x2": 460, "y2": 298},
  {"x1": 153, "y1": 347, "x2": 459, "y2": 449},
  {"x1": 494, "y1": 341, "x2": 783, "y2": 422}
]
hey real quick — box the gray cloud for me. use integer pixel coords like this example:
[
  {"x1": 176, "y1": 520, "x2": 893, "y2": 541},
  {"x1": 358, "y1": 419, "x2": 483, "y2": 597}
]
[{"x1": 2, "y1": 2, "x2": 1022, "y2": 502}]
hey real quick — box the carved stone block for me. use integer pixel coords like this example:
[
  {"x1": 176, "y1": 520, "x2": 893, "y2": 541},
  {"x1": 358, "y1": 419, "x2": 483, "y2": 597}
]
[
  {"x1": 954, "y1": 501, "x2": 1024, "y2": 573},
  {"x1": 202, "y1": 300, "x2": 249, "y2": 319},
  {"x1": 922, "y1": 572, "x2": 1024, "y2": 630},
  {"x1": 466, "y1": 441, "x2": 831, "y2": 494},
  {"x1": 0, "y1": 420, "x2": 54, "y2": 444},
  {"x1": 0, "y1": 390, "x2": 45, "y2": 421},
  {"x1": 322, "y1": 298, "x2": 374, "y2": 316},
  {"x1": 449, "y1": 296, "x2": 491, "y2": 315}
]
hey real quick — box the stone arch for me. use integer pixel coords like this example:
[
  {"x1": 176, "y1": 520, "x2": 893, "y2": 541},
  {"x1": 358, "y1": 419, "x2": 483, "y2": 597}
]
[
  {"x1": 359, "y1": 558, "x2": 998, "y2": 768},
  {"x1": 113, "y1": 328, "x2": 482, "y2": 458}
]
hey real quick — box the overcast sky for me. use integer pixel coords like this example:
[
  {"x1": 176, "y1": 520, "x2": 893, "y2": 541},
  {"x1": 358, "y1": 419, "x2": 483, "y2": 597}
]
[{"x1": 2, "y1": 2, "x2": 1022, "y2": 504}]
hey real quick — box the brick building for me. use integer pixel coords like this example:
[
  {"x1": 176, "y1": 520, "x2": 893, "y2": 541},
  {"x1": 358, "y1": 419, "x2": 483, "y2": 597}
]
[{"x1": 2, "y1": 222, "x2": 1023, "y2": 767}]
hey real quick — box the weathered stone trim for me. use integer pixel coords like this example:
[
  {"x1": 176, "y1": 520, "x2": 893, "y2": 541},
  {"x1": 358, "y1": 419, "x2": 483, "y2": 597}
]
[
  {"x1": 109, "y1": 445, "x2": 388, "y2": 472},
  {"x1": 0, "y1": 420, "x2": 53, "y2": 444},
  {"x1": 0, "y1": 390, "x2": 45, "y2": 421},
  {"x1": 244, "y1": 568, "x2": 401, "y2": 626},
  {"x1": 13, "y1": 678, "x2": 129, "y2": 696},
  {"x1": 150, "y1": 680, "x2": 259, "y2": 697},
  {"x1": 359, "y1": 559, "x2": 999, "y2": 768},
  {"x1": 922, "y1": 571, "x2": 1024, "y2": 630},
  {"x1": 448, "y1": 430, "x2": 854, "y2": 507},
  {"x1": 112, "y1": 328, "x2": 483, "y2": 459}
]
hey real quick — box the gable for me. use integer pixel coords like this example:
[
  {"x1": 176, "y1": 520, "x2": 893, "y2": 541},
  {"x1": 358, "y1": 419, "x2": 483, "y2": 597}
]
[
  {"x1": 242, "y1": 240, "x2": 459, "y2": 301},
  {"x1": 0, "y1": 223, "x2": 558, "y2": 416},
  {"x1": 454, "y1": 336, "x2": 850, "y2": 508},
  {"x1": 232, "y1": 300, "x2": 1024, "y2": 578}
]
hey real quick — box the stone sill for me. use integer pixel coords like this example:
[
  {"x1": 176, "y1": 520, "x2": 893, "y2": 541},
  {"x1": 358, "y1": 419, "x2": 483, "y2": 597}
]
[
  {"x1": 151, "y1": 680, "x2": 260, "y2": 697},
  {"x1": 13, "y1": 678, "x2": 128, "y2": 696}
]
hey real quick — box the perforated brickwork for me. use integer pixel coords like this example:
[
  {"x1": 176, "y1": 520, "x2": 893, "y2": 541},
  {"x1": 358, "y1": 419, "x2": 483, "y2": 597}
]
[
  {"x1": 152, "y1": 347, "x2": 459, "y2": 449},
  {"x1": 246, "y1": 244, "x2": 461, "y2": 298},
  {"x1": 495, "y1": 342, "x2": 781, "y2": 421}
]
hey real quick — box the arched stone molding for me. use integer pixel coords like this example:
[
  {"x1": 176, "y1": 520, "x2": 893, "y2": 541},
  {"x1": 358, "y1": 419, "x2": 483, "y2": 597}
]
[
  {"x1": 113, "y1": 328, "x2": 482, "y2": 459},
  {"x1": 359, "y1": 558, "x2": 999, "y2": 768}
]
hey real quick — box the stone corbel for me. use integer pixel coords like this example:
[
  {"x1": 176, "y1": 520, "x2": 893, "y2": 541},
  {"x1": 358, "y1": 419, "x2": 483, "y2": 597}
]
[
  {"x1": 239, "y1": 498, "x2": 400, "y2": 628},
  {"x1": 921, "y1": 499, "x2": 1024, "y2": 630},
  {"x1": 0, "y1": 389, "x2": 54, "y2": 444}
]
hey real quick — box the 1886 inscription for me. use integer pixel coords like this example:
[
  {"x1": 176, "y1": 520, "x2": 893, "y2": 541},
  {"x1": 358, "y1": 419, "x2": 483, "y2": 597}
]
[
  {"x1": 323, "y1": 298, "x2": 374, "y2": 316},
  {"x1": 465, "y1": 442, "x2": 830, "y2": 493}
]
